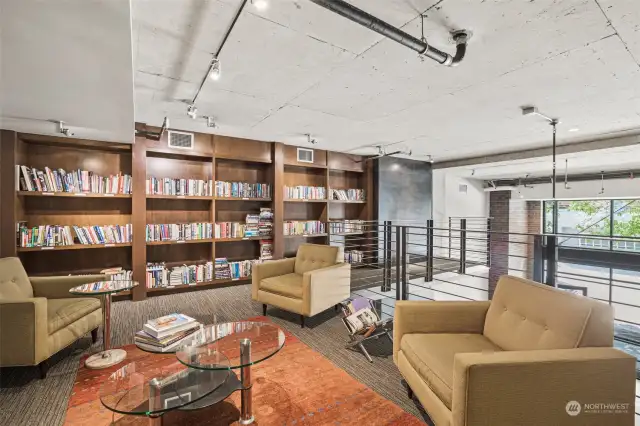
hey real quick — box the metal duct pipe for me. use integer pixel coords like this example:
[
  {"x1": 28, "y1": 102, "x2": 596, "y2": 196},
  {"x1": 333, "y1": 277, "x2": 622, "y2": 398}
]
[{"x1": 308, "y1": 0, "x2": 468, "y2": 66}]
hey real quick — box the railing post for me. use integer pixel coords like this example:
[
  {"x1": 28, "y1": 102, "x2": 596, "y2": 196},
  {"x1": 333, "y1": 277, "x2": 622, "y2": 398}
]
[
  {"x1": 533, "y1": 235, "x2": 544, "y2": 283},
  {"x1": 544, "y1": 235, "x2": 557, "y2": 287},
  {"x1": 395, "y1": 225, "x2": 402, "y2": 301},
  {"x1": 459, "y1": 219, "x2": 467, "y2": 274},
  {"x1": 426, "y1": 220, "x2": 434, "y2": 282},
  {"x1": 401, "y1": 226, "x2": 408, "y2": 300},
  {"x1": 383, "y1": 220, "x2": 392, "y2": 292},
  {"x1": 448, "y1": 217, "x2": 452, "y2": 259},
  {"x1": 486, "y1": 218, "x2": 491, "y2": 267}
]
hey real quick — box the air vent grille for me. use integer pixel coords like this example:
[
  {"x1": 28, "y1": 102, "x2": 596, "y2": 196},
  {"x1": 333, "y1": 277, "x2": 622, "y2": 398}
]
[
  {"x1": 168, "y1": 131, "x2": 194, "y2": 150},
  {"x1": 297, "y1": 148, "x2": 314, "y2": 163}
]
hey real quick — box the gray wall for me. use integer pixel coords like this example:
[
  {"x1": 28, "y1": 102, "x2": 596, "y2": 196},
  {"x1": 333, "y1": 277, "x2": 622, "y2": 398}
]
[{"x1": 374, "y1": 156, "x2": 433, "y2": 223}]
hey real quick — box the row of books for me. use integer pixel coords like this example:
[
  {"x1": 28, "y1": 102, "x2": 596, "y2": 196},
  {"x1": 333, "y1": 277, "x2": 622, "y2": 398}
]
[
  {"x1": 214, "y1": 258, "x2": 260, "y2": 280},
  {"x1": 330, "y1": 188, "x2": 365, "y2": 201},
  {"x1": 329, "y1": 220, "x2": 365, "y2": 234},
  {"x1": 344, "y1": 250, "x2": 364, "y2": 264},
  {"x1": 136, "y1": 314, "x2": 203, "y2": 353},
  {"x1": 285, "y1": 186, "x2": 326, "y2": 200},
  {"x1": 146, "y1": 262, "x2": 214, "y2": 288},
  {"x1": 146, "y1": 177, "x2": 213, "y2": 196},
  {"x1": 18, "y1": 165, "x2": 132, "y2": 194},
  {"x1": 283, "y1": 220, "x2": 326, "y2": 236},
  {"x1": 146, "y1": 223, "x2": 213, "y2": 242},
  {"x1": 18, "y1": 224, "x2": 132, "y2": 247},
  {"x1": 101, "y1": 267, "x2": 133, "y2": 281},
  {"x1": 215, "y1": 181, "x2": 271, "y2": 199}
]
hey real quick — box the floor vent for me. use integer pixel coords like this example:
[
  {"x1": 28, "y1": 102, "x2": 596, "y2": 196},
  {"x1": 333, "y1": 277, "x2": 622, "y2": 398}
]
[
  {"x1": 297, "y1": 148, "x2": 314, "y2": 163},
  {"x1": 168, "y1": 131, "x2": 194, "y2": 150}
]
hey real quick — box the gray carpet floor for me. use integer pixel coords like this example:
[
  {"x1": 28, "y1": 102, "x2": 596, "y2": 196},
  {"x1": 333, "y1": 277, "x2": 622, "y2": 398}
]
[{"x1": 0, "y1": 284, "x2": 429, "y2": 426}]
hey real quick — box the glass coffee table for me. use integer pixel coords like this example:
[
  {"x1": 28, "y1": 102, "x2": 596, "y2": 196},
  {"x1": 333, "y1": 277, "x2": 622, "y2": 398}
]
[
  {"x1": 100, "y1": 353, "x2": 230, "y2": 425},
  {"x1": 69, "y1": 280, "x2": 138, "y2": 369},
  {"x1": 176, "y1": 321, "x2": 286, "y2": 425}
]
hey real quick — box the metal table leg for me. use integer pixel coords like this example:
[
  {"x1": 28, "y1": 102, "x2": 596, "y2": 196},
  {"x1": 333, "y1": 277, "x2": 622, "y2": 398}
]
[
  {"x1": 85, "y1": 292, "x2": 127, "y2": 369},
  {"x1": 239, "y1": 338, "x2": 254, "y2": 425}
]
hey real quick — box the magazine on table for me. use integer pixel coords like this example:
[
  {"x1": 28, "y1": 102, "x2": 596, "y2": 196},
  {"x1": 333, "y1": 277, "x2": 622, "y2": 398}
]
[{"x1": 143, "y1": 313, "x2": 197, "y2": 338}]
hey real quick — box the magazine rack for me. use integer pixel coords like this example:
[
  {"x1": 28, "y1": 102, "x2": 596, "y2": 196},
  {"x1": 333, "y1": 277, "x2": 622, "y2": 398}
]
[{"x1": 340, "y1": 298, "x2": 393, "y2": 363}]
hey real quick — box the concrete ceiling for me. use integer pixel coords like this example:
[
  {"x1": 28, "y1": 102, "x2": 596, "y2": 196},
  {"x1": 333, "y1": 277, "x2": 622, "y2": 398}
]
[
  {"x1": 0, "y1": 0, "x2": 135, "y2": 142},
  {"x1": 132, "y1": 0, "x2": 640, "y2": 161}
]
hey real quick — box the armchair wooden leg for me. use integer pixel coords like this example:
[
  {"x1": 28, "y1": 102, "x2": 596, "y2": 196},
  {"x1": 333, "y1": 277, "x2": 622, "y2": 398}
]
[
  {"x1": 38, "y1": 360, "x2": 49, "y2": 379},
  {"x1": 262, "y1": 304, "x2": 267, "y2": 316},
  {"x1": 91, "y1": 328, "x2": 98, "y2": 343},
  {"x1": 407, "y1": 385, "x2": 414, "y2": 399},
  {"x1": 300, "y1": 315, "x2": 305, "y2": 328}
]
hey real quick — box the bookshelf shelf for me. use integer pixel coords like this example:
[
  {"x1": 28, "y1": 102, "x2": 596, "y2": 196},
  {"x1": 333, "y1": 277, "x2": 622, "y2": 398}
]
[
  {"x1": 284, "y1": 199, "x2": 327, "y2": 203},
  {"x1": 328, "y1": 199, "x2": 365, "y2": 204},
  {"x1": 214, "y1": 197, "x2": 271, "y2": 202},
  {"x1": 215, "y1": 236, "x2": 267, "y2": 242},
  {"x1": 17, "y1": 242, "x2": 132, "y2": 252},
  {"x1": 146, "y1": 277, "x2": 251, "y2": 294},
  {"x1": 283, "y1": 233, "x2": 328, "y2": 239},
  {"x1": 146, "y1": 239, "x2": 215, "y2": 246},
  {"x1": 17, "y1": 191, "x2": 132, "y2": 199},
  {"x1": 331, "y1": 232, "x2": 364, "y2": 236},
  {"x1": 146, "y1": 194, "x2": 212, "y2": 200}
]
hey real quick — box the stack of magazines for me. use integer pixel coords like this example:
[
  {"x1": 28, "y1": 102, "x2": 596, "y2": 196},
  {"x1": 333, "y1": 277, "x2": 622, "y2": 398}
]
[
  {"x1": 18, "y1": 165, "x2": 131, "y2": 194},
  {"x1": 258, "y1": 208, "x2": 273, "y2": 237},
  {"x1": 245, "y1": 214, "x2": 259, "y2": 237},
  {"x1": 135, "y1": 314, "x2": 202, "y2": 353}
]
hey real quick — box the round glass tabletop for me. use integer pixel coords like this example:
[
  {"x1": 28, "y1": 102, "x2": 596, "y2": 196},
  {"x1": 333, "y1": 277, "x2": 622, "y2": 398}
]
[
  {"x1": 69, "y1": 280, "x2": 138, "y2": 295},
  {"x1": 100, "y1": 354, "x2": 230, "y2": 416},
  {"x1": 176, "y1": 321, "x2": 285, "y2": 371}
]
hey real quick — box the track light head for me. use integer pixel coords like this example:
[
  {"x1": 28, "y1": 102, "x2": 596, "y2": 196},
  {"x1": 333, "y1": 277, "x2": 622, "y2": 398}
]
[
  {"x1": 187, "y1": 104, "x2": 198, "y2": 120},
  {"x1": 206, "y1": 116, "x2": 217, "y2": 128},
  {"x1": 253, "y1": 0, "x2": 268, "y2": 10},
  {"x1": 209, "y1": 59, "x2": 221, "y2": 81}
]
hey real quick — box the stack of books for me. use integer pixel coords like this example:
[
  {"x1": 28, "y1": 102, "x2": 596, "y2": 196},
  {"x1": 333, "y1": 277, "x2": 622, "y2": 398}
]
[
  {"x1": 146, "y1": 177, "x2": 213, "y2": 196},
  {"x1": 330, "y1": 188, "x2": 365, "y2": 201},
  {"x1": 18, "y1": 165, "x2": 132, "y2": 194},
  {"x1": 260, "y1": 240, "x2": 273, "y2": 260},
  {"x1": 73, "y1": 224, "x2": 132, "y2": 244},
  {"x1": 285, "y1": 186, "x2": 326, "y2": 200},
  {"x1": 284, "y1": 220, "x2": 325, "y2": 236},
  {"x1": 245, "y1": 214, "x2": 260, "y2": 237},
  {"x1": 146, "y1": 223, "x2": 213, "y2": 242},
  {"x1": 215, "y1": 258, "x2": 231, "y2": 280},
  {"x1": 215, "y1": 181, "x2": 271, "y2": 199},
  {"x1": 135, "y1": 314, "x2": 202, "y2": 353},
  {"x1": 258, "y1": 208, "x2": 273, "y2": 237}
]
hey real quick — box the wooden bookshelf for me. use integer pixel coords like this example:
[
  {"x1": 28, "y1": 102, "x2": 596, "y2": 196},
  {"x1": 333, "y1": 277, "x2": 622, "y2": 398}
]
[{"x1": 0, "y1": 128, "x2": 373, "y2": 300}]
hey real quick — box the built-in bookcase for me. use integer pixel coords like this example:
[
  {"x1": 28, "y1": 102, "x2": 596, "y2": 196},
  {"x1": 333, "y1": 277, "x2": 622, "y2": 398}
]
[{"x1": 0, "y1": 128, "x2": 373, "y2": 301}]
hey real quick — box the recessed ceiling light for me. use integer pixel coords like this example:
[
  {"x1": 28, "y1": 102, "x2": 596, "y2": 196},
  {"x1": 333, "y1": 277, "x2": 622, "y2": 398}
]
[
  {"x1": 254, "y1": 0, "x2": 268, "y2": 10},
  {"x1": 569, "y1": 128, "x2": 580, "y2": 132}
]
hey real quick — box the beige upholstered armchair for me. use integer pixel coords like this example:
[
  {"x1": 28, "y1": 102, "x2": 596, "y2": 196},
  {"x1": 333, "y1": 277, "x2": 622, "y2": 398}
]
[
  {"x1": 252, "y1": 244, "x2": 350, "y2": 327},
  {"x1": 394, "y1": 275, "x2": 636, "y2": 426},
  {"x1": 0, "y1": 257, "x2": 105, "y2": 378}
]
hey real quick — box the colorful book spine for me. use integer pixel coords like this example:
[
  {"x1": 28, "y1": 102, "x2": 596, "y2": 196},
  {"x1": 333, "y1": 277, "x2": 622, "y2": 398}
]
[{"x1": 284, "y1": 186, "x2": 326, "y2": 200}]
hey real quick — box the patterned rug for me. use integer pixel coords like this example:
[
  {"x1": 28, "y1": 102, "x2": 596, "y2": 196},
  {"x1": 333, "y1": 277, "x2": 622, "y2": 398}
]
[{"x1": 64, "y1": 317, "x2": 423, "y2": 425}]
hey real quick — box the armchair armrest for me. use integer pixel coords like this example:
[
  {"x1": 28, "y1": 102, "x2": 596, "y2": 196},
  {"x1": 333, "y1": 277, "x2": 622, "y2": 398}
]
[
  {"x1": 30, "y1": 274, "x2": 107, "y2": 299},
  {"x1": 303, "y1": 263, "x2": 351, "y2": 316},
  {"x1": 252, "y1": 258, "x2": 296, "y2": 300},
  {"x1": 452, "y1": 348, "x2": 636, "y2": 426},
  {"x1": 0, "y1": 298, "x2": 49, "y2": 366},
  {"x1": 393, "y1": 301, "x2": 491, "y2": 362}
]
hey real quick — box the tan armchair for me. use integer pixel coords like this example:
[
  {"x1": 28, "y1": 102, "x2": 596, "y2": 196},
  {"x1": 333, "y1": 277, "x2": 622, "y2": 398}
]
[
  {"x1": 394, "y1": 275, "x2": 636, "y2": 426},
  {"x1": 252, "y1": 244, "x2": 350, "y2": 327},
  {"x1": 0, "y1": 257, "x2": 105, "y2": 378}
]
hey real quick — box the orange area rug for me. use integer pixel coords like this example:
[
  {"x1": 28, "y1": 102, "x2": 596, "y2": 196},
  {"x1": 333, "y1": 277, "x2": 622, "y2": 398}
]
[{"x1": 64, "y1": 318, "x2": 423, "y2": 425}]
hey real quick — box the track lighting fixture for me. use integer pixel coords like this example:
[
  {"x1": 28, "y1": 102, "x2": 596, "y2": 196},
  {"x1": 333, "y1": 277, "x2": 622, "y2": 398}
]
[
  {"x1": 209, "y1": 59, "x2": 221, "y2": 81},
  {"x1": 187, "y1": 104, "x2": 198, "y2": 120},
  {"x1": 57, "y1": 120, "x2": 71, "y2": 136},
  {"x1": 252, "y1": 0, "x2": 268, "y2": 10},
  {"x1": 306, "y1": 133, "x2": 317, "y2": 145},
  {"x1": 205, "y1": 116, "x2": 217, "y2": 128}
]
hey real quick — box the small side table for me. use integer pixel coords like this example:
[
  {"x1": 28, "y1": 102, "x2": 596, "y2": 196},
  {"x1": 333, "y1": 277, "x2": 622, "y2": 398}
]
[{"x1": 69, "y1": 280, "x2": 138, "y2": 369}]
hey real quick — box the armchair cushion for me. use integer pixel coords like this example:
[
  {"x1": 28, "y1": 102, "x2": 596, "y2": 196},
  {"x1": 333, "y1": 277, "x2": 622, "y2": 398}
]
[
  {"x1": 0, "y1": 257, "x2": 34, "y2": 299},
  {"x1": 260, "y1": 273, "x2": 303, "y2": 299},
  {"x1": 294, "y1": 244, "x2": 339, "y2": 275},
  {"x1": 401, "y1": 333, "x2": 502, "y2": 409},
  {"x1": 47, "y1": 298, "x2": 101, "y2": 334}
]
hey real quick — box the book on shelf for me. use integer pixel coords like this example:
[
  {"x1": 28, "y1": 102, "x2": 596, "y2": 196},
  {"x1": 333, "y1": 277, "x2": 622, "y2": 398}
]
[
  {"x1": 135, "y1": 325, "x2": 203, "y2": 353},
  {"x1": 17, "y1": 223, "x2": 132, "y2": 248},
  {"x1": 101, "y1": 267, "x2": 133, "y2": 281},
  {"x1": 146, "y1": 177, "x2": 213, "y2": 196},
  {"x1": 284, "y1": 186, "x2": 326, "y2": 200},
  {"x1": 214, "y1": 258, "x2": 231, "y2": 280},
  {"x1": 344, "y1": 250, "x2": 364, "y2": 264},
  {"x1": 283, "y1": 220, "x2": 325, "y2": 236},
  {"x1": 72, "y1": 224, "x2": 132, "y2": 244},
  {"x1": 214, "y1": 222, "x2": 246, "y2": 239},
  {"x1": 330, "y1": 188, "x2": 365, "y2": 201},
  {"x1": 229, "y1": 259, "x2": 260, "y2": 279},
  {"x1": 260, "y1": 239, "x2": 273, "y2": 260},
  {"x1": 245, "y1": 214, "x2": 259, "y2": 237},
  {"x1": 143, "y1": 313, "x2": 198, "y2": 339},
  {"x1": 146, "y1": 223, "x2": 213, "y2": 242},
  {"x1": 146, "y1": 262, "x2": 214, "y2": 288},
  {"x1": 258, "y1": 208, "x2": 273, "y2": 237},
  {"x1": 215, "y1": 181, "x2": 271, "y2": 198},
  {"x1": 18, "y1": 225, "x2": 74, "y2": 248},
  {"x1": 17, "y1": 165, "x2": 131, "y2": 194},
  {"x1": 146, "y1": 262, "x2": 168, "y2": 288},
  {"x1": 329, "y1": 220, "x2": 364, "y2": 234}
]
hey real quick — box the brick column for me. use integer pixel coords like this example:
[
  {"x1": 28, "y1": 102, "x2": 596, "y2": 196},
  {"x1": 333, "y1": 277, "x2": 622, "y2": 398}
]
[{"x1": 488, "y1": 191, "x2": 511, "y2": 298}]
